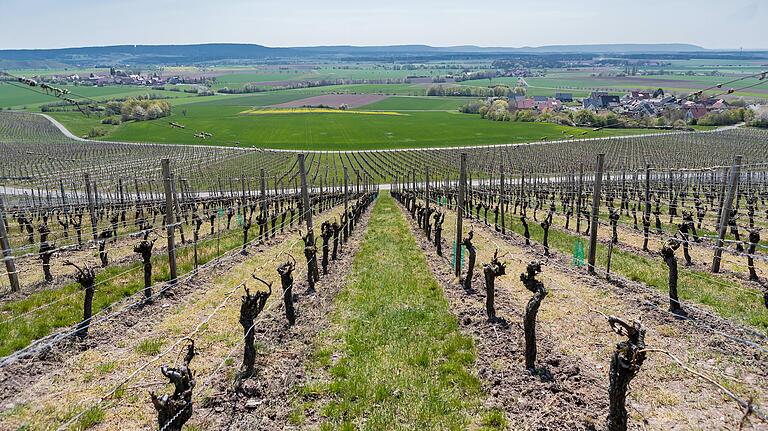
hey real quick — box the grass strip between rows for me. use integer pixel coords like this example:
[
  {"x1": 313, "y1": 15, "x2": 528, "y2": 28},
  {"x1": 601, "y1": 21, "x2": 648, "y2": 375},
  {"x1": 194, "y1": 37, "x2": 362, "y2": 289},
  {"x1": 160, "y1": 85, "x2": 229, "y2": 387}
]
[{"x1": 296, "y1": 192, "x2": 505, "y2": 431}]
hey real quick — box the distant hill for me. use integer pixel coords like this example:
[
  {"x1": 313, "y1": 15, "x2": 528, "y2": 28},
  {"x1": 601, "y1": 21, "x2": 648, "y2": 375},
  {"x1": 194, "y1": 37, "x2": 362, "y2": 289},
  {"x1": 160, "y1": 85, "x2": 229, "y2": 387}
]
[
  {"x1": 301, "y1": 43, "x2": 708, "y2": 54},
  {"x1": 498, "y1": 43, "x2": 708, "y2": 53},
  {"x1": 0, "y1": 42, "x2": 713, "y2": 67}
]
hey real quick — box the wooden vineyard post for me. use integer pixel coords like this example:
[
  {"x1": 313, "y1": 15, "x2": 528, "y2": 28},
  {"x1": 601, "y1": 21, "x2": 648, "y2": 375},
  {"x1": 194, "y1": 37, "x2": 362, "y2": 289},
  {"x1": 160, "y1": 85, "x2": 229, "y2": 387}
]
[
  {"x1": 0, "y1": 196, "x2": 20, "y2": 292},
  {"x1": 425, "y1": 166, "x2": 430, "y2": 217},
  {"x1": 260, "y1": 168, "x2": 267, "y2": 217},
  {"x1": 499, "y1": 164, "x2": 506, "y2": 235},
  {"x1": 588, "y1": 154, "x2": 605, "y2": 275},
  {"x1": 343, "y1": 165, "x2": 349, "y2": 242},
  {"x1": 161, "y1": 159, "x2": 178, "y2": 283},
  {"x1": 59, "y1": 179, "x2": 68, "y2": 214},
  {"x1": 84, "y1": 173, "x2": 98, "y2": 241},
  {"x1": 642, "y1": 165, "x2": 651, "y2": 251},
  {"x1": 455, "y1": 153, "x2": 467, "y2": 277},
  {"x1": 576, "y1": 163, "x2": 583, "y2": 233},
  {"x1": 712, "y1": 155, "x2": 742, "y2": 273},
  {"x1": 356, "y1": 169, "x2": 361, "y2": 195},
  {"x1": 298, "y1": 154, "x2": 314, "y2": 239}
]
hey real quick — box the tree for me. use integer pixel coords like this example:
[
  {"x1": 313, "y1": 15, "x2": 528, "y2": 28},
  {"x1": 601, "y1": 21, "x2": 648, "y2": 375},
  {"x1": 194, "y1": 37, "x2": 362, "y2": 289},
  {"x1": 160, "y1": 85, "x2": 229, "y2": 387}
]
[
  {"x1": 147, "y1": 104, "x2": 164, "y2": 120},
  {"x1": 574, "y1": 109, "x2": 596, "y2": 126}
]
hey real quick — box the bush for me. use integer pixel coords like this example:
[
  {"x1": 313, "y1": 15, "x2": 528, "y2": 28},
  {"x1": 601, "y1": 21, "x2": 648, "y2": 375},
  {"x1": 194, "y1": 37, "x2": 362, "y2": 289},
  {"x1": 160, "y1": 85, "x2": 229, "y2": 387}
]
[
  {"x1": 480, "y1": 100, "x2": 510, "y2": 121},
  {"x1": 428, "y1": 85, "x2": 497, "y2": 97},
  {"x1": 120, "y1": 98, "x2": 171, "y2": 122},
  {"x1": 514, "y1": 110, "x2": 535, "y2": 122},
  {"x1": 698, "y1": 108, "x2": 745, "y2": 126},
  {"x1": 101, "y1": 117, "x2": 121, "y2": 125},
  {"x1": 459, "y1": 101, "x2": 486, "y2": 114},
  {"x1": 87, "y1": 127, "x2": 108, "y2": 138},
  {"x1": 747, "y1": 106, "x2": 768, "y2": 128}
]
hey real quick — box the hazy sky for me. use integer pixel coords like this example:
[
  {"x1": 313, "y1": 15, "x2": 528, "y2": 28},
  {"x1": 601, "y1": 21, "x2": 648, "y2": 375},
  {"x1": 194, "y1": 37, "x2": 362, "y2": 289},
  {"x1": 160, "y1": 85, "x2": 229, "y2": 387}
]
[{"x1": 0, "y1": 0, "x2": 765, "y2": 50}]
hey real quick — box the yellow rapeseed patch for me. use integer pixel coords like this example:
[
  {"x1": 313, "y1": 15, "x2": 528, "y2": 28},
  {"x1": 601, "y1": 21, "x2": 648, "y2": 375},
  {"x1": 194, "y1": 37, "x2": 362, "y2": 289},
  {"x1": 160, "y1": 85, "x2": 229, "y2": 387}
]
[{"x1": 239, "y1": 108, "x2": 406, "y2": 116}]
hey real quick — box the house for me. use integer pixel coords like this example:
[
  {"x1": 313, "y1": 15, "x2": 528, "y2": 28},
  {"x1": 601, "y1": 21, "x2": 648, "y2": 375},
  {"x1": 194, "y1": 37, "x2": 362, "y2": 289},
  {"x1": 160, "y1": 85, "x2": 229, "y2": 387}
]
[
  {"x1": 600, "y1": 95, "x2": 620, "y2": 108},
  {"x1": 656, "y1": 95, "x2": 677, "y2": 106},
  {"x1": 512, "y1": 96, "x2": 534, "y2": 109},
  {"x1": 706, "y1": 99, "x2": 728, "y2": 110},
  {"x1": 583, "y1": 92, "x2": 620, "y2": 109},
  {"x1": 636, "y1": 101, "x2": 657, "y2": 117},
  {"x1": 555, "y1": 92, "x2": 573, "y2": 103},
  {"x1": 630, "y1": 90, "x2": 652, "y2": 100},
  {"x1": 534, "y1": 97, "x2": 562, "y2": 112},
  {"x1": 682, "y1": 101, "x2": 707, "y2": 120}
]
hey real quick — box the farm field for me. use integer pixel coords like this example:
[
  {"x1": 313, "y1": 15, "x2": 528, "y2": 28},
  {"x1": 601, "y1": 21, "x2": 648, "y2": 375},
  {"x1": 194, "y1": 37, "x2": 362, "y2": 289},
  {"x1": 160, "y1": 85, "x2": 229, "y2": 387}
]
[
  {"x1": 51, "y1": 106, "x2": 651, "y2": 150},
  {"x1": 0, "y1": 83, "x2": 198, "y2": 109},
  {"x1": 520, "y1": 71, "x2": 768, "y2": 99}
]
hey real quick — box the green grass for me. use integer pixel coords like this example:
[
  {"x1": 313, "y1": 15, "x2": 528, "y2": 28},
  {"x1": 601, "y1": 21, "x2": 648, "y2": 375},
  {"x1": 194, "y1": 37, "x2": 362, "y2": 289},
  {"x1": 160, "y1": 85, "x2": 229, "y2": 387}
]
[
  {"x1": 71, "y1": 406, "x2": 104, "y2": 431},
  {"x1": 135, "y1": 338, "x2": 163, "y2": 356},
  {"x1": 0, "y1": 82, "x2": 195, "y2": 109},
  {"x1": 50, "y1": 104, "x2": 653, "y2": 151},
  {"x1": 300, "y1": 192, "x2": 499, "y2": 430}
]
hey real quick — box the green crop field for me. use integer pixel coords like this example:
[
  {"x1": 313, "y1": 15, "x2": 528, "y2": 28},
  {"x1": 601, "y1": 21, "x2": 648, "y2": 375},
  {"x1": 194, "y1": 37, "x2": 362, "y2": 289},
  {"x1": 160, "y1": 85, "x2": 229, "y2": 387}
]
[
  {"x1": 50, "y1": 103, "x2": 656, "y2": 151},
  {"x1": 0, "y1": 82, "x2": 197, "y2": 109}
]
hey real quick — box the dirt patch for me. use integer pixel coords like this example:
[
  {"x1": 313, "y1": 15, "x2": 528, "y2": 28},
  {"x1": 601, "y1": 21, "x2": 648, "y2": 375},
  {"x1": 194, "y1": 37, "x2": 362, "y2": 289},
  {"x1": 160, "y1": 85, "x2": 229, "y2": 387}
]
[{"x1": 269, "y1": 94, "x2": 390, "y2": 109}]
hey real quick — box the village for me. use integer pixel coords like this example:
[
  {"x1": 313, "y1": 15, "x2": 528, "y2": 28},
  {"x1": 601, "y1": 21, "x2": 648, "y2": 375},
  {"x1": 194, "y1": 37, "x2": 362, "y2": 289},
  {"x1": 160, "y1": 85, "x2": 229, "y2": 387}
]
[
  {"x1": 37, "y1": 67, "x2": 209, "y2": 87},
  {"x1": 496, "y1": 86, "x2": 745, "y2": 127}
]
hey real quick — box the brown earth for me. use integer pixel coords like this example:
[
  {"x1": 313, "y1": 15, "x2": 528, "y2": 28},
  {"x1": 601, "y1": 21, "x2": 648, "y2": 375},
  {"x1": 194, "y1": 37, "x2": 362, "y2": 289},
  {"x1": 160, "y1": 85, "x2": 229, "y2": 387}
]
[
  {"x1": 269, "y1": 94, "x2": 390, "y2": 109},
  {"x1": 399, "y1": 197, "x2": 768, "y2": 430}
]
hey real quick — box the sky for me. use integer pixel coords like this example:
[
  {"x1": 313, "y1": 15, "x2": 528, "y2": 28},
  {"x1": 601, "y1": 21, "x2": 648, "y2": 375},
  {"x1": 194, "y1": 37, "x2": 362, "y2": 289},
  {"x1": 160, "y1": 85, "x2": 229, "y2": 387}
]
[{"x1": 0, "y1": 0, "x2": 765, "y2": 50}]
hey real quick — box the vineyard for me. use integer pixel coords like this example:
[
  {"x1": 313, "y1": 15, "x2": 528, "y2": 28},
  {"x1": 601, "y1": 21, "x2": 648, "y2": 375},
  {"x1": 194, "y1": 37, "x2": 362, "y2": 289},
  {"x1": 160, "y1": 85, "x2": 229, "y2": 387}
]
[{"x1": 1, "y1": 109, "x2": 767, "y2": 430}]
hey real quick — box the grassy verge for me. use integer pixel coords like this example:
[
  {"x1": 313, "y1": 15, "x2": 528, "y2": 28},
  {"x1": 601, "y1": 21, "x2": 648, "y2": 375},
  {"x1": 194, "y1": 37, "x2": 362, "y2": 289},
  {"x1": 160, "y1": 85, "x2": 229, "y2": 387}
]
[{"x1": 297, "y1": 192, "x2": 503, "y2": 430}]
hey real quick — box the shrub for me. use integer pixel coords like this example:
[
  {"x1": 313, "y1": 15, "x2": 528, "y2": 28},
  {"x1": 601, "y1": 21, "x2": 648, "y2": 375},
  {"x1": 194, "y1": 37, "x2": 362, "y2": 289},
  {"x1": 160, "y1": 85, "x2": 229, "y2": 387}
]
[
  {"x1": 87, "y1": 127, "x2": 108, "y2": 138},
  {"x1": 119, "y1": 98, "x2": 171, "y2": 122},
  {"x1": 101, "y1": 117, "x2": 121, "y2": 125},
  {"x1": 481, "y1": 99, "x2": 510, "y2": 121},
  {"x1": 747, "y1": 106, "x2": 768, "y2": 128},
  {"x1": 459, "y1": 101, "x2": 486, "y2": 114},
  {"x1": 698, "y1": 108, "x2": 745, "y2": 126}
]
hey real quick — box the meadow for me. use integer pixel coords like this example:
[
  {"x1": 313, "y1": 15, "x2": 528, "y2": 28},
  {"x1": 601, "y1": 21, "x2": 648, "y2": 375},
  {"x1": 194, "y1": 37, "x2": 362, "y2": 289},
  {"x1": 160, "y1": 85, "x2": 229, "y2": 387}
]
[{"x1": 60, "y1": 104, "x2": 645, "y2": 151}]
